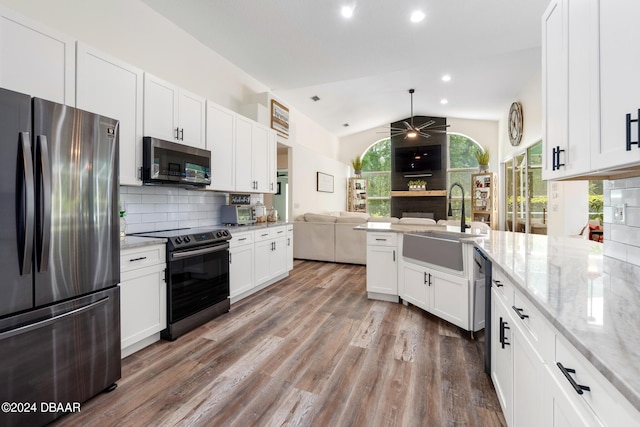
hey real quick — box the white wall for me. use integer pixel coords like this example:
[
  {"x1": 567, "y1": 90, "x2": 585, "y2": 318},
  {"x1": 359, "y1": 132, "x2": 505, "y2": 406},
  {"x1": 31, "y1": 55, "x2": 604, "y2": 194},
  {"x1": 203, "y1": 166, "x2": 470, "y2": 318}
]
[{"x1": 0, "y1": 0, "x2": 346, "y2": 211}]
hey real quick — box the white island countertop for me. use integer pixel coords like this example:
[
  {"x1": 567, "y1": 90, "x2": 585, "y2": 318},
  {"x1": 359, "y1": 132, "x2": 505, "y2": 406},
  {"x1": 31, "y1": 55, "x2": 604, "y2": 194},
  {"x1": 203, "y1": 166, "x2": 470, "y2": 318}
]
[{"x1": 477, "y1": 230, "x2": 640, "y2": 412}]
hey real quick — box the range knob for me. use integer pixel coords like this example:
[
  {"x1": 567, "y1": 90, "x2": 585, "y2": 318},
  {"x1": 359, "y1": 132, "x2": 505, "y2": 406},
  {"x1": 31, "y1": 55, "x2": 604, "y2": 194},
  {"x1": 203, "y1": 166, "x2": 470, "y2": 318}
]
[
  {"x1": 174, "y1": 237, "x2": 182, "y2": 244},
  {"x1": 183, "y1": 236, "x2": 191, "y2": 243},
  {"x1": 223, "y1": 230, "x2": 229, "y2": 236},
  {"x1": 216, "y1": 231, "x2": 223, "y2": 237}
]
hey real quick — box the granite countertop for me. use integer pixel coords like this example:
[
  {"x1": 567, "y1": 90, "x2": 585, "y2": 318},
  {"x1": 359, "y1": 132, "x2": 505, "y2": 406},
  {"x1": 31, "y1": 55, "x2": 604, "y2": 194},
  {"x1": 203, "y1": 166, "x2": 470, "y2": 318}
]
[
  {"x1": 354, "y1": 222, "x2": 447, "y2": 233},
  {"x1": 120, "y1": 235, "x2": 167, "y2": 250},
  {"x1": 476, "y1": 231, "x2": 640, "y2": 412}
]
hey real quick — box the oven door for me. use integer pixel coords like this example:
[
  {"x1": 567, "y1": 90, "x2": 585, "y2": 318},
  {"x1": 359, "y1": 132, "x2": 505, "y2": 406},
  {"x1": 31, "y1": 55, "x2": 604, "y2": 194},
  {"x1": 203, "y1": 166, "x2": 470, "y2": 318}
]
[{"x1": 167, "y1": 243, "x2": 229, "y2": 324}]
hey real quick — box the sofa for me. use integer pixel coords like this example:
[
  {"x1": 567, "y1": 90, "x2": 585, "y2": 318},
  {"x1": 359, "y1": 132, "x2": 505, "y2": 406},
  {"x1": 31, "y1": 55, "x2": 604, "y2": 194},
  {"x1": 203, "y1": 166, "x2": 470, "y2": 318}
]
[{"x1": 293, "y1": 212, "x2": 399, "y2": 265}]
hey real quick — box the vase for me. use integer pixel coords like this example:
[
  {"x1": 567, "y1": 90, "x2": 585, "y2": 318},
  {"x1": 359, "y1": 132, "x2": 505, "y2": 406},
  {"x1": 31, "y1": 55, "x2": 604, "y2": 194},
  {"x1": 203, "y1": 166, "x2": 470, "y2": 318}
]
[
  {"x1": 354, "y1": 169, "x2": 362, "y2": 177},
  {"x1": 479, "y1": 164, "x2": 489, "y2": 172}
]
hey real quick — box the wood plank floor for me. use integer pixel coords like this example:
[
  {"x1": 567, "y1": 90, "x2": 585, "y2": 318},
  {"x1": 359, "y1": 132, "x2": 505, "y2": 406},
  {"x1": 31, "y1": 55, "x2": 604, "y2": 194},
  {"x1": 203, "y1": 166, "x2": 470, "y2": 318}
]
[{"x1": 54, "y1": 260, "x2": 506, "y2": 427}]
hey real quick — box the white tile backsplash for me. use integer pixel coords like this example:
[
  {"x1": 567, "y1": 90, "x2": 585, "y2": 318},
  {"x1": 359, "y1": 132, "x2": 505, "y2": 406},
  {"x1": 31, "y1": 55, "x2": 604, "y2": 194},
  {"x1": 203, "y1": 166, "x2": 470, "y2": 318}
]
[
  {"x1": 604, "y1": 177, "x2": 640, "y2": 266},
  {"x1": 120, "y1": 185, "x2": 228, "y2": 233}
]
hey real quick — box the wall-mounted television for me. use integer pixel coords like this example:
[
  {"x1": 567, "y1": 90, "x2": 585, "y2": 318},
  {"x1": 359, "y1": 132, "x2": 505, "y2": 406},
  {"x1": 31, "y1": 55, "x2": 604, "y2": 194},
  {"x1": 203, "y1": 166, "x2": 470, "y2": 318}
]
[{"x1": 394, "y1": 144, "x2": 442, "y2": 174}]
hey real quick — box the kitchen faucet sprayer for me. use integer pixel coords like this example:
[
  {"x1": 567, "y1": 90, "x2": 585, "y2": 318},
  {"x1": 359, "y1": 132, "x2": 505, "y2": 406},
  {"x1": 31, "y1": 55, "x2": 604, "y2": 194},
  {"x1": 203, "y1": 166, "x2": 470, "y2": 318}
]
[{"x1": 448, "y1": 182, "x2": 466, "y2": 233}]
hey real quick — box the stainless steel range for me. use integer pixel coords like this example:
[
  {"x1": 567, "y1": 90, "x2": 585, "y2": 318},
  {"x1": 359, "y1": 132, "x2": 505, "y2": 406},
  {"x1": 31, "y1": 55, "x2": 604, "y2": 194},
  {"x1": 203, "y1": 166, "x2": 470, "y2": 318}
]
[{"x1": 135, "y1": 227, "x2": 231, "y2": 340}]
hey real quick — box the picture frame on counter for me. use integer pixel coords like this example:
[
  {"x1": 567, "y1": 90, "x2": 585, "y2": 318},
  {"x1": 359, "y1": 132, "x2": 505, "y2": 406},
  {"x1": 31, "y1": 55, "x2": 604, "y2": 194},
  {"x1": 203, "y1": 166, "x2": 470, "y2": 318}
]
[
  {"x1": 316, "y1": 172, "x2": 334, "y2": 193},
  {"x1": 271, "y1": 99, "x2": 289, "y2": 138}
]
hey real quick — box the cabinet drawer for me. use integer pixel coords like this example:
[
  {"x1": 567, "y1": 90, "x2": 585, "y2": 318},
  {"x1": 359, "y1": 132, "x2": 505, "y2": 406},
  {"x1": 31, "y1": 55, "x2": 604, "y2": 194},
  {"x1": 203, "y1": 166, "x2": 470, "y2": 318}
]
[
  {"x1": 511, "y1": 290, "x2": 552, "y2": 360},
  {"x1": 492, "y1": 268, "x2": 514, "y2": 306},
  {"x1": 367, "y1": 232, "x2": 397, "y2": 246},
  {"x1": 254, "y1": 229, "x2": 273, "y2": 241},
  {"x1": 554, "y1": 336, "x2": 640, "y2": 427},
  {"x1": 120, "y1": 244, "x2": 165, "y2": 273},
  {"x1": 271, "y1": 226, "x2": 287, "y2": 240},
  {"x1": 230, "y1": 231, "x2": 253, "y2": 248}
]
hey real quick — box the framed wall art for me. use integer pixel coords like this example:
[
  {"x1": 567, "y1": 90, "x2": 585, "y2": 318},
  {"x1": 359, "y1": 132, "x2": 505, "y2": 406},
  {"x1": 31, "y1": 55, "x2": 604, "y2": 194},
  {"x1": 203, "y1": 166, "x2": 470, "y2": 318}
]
[
  {"x1": 271, "y1": 99, "x2": 289, "y2": 138},
  {"x1": 316, "y1": 172, "x2": 334, "y2": 193}
]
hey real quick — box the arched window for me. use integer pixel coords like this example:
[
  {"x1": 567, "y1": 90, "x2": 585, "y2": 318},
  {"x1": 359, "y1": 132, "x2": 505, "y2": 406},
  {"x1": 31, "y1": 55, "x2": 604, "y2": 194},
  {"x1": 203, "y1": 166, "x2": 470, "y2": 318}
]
[
  {"x1": 361, "y1": 138, "x2": 391, "y2": 216},
  {"x1": 447, "y1": 133, "x2": 483, "y2": 221}
]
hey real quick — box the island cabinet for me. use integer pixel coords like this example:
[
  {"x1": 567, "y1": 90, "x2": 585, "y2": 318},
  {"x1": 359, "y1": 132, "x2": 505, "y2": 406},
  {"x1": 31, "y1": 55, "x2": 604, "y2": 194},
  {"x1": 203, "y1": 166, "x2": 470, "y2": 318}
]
[
  {"x1": 119, "y1": 244, "x2": 166, "y2": 358},
  {"x1": 0, "y1": 6, "x2": 75, "y2": 105},
  {"x1": 490, "y1": 264, "x2": 640, "y2": 427},
  {"x1": 366, "y1": 232, "x2": 398, "y2": 302},
  {"x1": 399, "y1": 259, "x2": 469, "y2": 330},
  {"x1": 143, "y1": 73, "x2": 205, "y2": 149},
  {"x1": 76, "y1": 43, "x2": 144, "y2": 186}
]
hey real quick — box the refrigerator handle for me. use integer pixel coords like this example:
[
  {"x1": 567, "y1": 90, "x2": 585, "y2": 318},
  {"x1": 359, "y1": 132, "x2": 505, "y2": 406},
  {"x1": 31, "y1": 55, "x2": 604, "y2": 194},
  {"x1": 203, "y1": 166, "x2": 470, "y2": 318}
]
[
  {"x1": 18, "y1": 132, "x2": 35, "y2": 276},
  {"x1": 36, "y1": 135, "x2": 52, "y2": 272}
]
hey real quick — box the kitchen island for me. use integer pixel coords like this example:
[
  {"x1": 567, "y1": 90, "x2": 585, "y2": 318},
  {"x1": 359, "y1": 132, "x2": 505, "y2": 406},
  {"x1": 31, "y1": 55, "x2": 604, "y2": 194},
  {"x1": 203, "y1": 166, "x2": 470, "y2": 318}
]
[{"x1": 477, "y1": 231, "x2": 640, "y2": 425}]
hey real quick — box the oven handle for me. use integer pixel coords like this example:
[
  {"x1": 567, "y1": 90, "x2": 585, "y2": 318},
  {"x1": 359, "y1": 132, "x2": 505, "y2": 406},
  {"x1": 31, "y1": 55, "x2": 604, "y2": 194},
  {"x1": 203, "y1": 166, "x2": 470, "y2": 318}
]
[{"x1": 171, "y1": 243, "x2": 229, "y2": 260}]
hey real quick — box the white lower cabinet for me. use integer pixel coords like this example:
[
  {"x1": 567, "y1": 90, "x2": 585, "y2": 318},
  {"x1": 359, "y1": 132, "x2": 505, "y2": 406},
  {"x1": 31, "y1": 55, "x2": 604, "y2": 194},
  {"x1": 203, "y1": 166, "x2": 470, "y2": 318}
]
[
  {"x1": 229, "y1": 231, "x2": 254, "y2": 301},
  {"x1": 491, "y1": 265, "x2": 640, "y2": 427},
  {"x1": 286, "y1": 224, "x2": 294, "y2": 271},
  {"x1": 119, "y1": 244, "x2": 166, "y2": 358},
  {"x1": 400, "y1": 259, "x2": 469, "y2": 330},
  {"x1": 366, "y1": 232, "x2": 398, "y2": 302},
  {"x1": 230, "y1": 226, "x2": 290, "y2": 303}
]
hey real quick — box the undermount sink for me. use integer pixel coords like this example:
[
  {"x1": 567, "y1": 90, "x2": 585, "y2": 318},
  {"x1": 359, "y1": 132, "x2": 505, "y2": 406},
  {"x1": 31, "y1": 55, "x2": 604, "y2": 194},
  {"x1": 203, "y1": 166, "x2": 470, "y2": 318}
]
[{"x1": 402, "y1": 230, "x2": 465, "y2": 271}]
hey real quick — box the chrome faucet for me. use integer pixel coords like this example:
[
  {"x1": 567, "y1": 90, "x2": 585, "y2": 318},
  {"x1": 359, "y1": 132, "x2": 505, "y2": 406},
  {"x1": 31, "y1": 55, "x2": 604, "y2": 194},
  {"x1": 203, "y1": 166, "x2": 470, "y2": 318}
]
[{"x1": 447, "y1": 182, "x2": 466, "y2": 233}]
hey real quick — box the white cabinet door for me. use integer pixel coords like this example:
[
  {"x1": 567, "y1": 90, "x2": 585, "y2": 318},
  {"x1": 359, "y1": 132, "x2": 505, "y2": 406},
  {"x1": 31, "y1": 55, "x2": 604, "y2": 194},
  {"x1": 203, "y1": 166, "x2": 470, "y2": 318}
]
[
  {"x1": 400, "y1": 262, "x2": 429, "y2": 310},
  {"x1": 542, "y1": 0, "x2": 567, "y2": 180},
  {"x1": 120, "y1": 264, "x2": 166, "y2": 350},
  {"x1": 430, "y1": 271, "x2": 469, "y2": 330},
  {"x1": 76, "y1": 43, "x2": 143, "y2": 186},
  {"x1": 596, "y1": 1, "x2": 640, "y2": 170},
  {"x1": 144, "y1": 73, "x2": 179, "y2": 142},
  {"x1": 271, "y1": 235, "x2": 288, "y2": 279},
  {"x1": 254, "y1": 239, "x2": 272, "y2": 285},
  {"x1": 178, "y1": 89, "x2": 205, "y2": 149},
  {"x1": 491, "y1": 290, "x2": 513, "y2": 425},
  {"x1": 0, "y1": 7, "x2": 75, "y2": 104},
  {"x1": 543, "y1": 366, "x2": 601, "y2": 427},
  {"x1": 286, "y1": 226, "x2": 294, "y2": 271},
  {"x1": 229, "y1": 244, "x2": 254, "y2": 299},
  {"x1": 206, "y1": 101, "x2": 235, "y2": 191},
  {"x1": 366, "y1": 245, "x2": 397, "y2": 295},
  {"x1": 235, "y1": 115, "x2": 254, "y2": 192},
  {"x1": 512, "y1": 326, "x2": 545, "y2": 427},
  {"x1": 267, "y1": 129, "x2": 277, "y2": 193},
  {"x1": 252, "y1": 123, "x2": 270, "y2": 193}
]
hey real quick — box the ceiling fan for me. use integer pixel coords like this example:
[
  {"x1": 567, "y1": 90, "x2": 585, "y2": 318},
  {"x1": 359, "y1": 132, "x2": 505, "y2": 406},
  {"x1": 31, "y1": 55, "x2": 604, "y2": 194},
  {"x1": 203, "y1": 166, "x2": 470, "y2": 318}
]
[{"x1": 383, "y1": 89, "x2": 450, "y2": 139}]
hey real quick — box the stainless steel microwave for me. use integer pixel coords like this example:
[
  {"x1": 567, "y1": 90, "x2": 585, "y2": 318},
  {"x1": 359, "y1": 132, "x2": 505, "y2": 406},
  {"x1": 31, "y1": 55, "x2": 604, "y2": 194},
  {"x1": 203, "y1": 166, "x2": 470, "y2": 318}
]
[{"x1": 142, "y1": 137, "x2": 211, "y2": 187}]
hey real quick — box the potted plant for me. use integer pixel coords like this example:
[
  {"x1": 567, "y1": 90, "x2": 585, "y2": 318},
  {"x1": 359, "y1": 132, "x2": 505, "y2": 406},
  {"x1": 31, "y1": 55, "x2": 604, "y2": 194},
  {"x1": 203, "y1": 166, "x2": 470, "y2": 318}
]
[
  {"x1": 475, "y1": 147, "x2": 490, "y2": 172},
  {"x1": 351, "y1": 156, "x2": 364, "y2": 176}
]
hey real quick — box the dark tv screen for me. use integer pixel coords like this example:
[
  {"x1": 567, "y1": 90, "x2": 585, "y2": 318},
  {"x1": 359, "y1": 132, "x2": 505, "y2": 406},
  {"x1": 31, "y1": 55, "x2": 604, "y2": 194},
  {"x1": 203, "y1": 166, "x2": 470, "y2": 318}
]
[{"x1": 395, "y1": 145, "x2": 442, "y2": 173}]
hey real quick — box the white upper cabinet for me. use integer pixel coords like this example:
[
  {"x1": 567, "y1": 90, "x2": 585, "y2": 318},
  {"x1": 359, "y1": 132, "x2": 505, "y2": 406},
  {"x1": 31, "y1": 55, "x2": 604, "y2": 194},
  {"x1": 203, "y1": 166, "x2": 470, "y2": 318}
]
[
  {"x1": 143, "y1": 73, "x2": 205, "y2": 149},
  {"x1": 235, "y1": 115, "x2": 255, "y2": 192},
  {"x1": 596, "y1": 0, "x2": 640, "y2": 170},
  {"x1": 543, "y1": 0, "x2": 640, "y2": 179},
  {"x1": 542, "y1": 0, "x2": 597, "y2": 180},
  {"x1": 0, "y1": 6, "x2": 75, "y2": 104},
  {"x1": 252, "y1": 123, "x2": 270, "y2": 193},
  {"x1": 206, "y1": 101, "x2": 236, "y2": 192},
  {"x1": 232, "y1": 114, "x2": 277, "y2": 193},
  {"x1": 76, "y1": 43, "x2": 143, "y2": 186}
]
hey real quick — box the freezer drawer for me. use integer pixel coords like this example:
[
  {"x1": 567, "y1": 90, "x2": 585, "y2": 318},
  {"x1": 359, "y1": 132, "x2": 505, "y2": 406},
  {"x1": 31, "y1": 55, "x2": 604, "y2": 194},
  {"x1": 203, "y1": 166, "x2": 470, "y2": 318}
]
[{"x1": 0, "y1": 287, "x2": 121, "y2": 427}]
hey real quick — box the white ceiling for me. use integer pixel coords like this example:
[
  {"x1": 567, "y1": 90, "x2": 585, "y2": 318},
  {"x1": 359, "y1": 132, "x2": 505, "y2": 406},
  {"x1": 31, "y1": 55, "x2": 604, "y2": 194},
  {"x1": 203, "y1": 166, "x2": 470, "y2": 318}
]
[{"x1": 143, "y1": 0, "x2": 549, "y2": 138}]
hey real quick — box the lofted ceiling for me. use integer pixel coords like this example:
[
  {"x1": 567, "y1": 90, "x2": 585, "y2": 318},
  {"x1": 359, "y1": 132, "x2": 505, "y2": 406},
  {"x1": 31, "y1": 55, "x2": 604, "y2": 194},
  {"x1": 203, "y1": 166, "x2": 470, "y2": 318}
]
[{"x1": 143, "y1": 0, "x2": 549, "y2": 138}]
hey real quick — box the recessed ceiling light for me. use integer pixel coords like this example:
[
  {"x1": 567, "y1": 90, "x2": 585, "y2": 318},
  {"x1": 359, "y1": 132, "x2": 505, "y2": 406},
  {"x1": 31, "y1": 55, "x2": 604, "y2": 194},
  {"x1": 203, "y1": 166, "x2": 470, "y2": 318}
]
[
  {"x1": 311, "y1": 95, "x2": 320, "y2": 102},
  {"x1": 441, "y1": 74, "x2": 451, "y2": 82},
  {"x1": 440, "y1": 99, "x2": 449, "y2": 105},
  {"x1": 410, "y1": 10, "x2": 425, "y2": 23},
  {"x1": 343, "y1": 123, "x2": 350, "y2": 127},
  {"x1": 341, "y1": 5, "x2": 354, "y2": 18}
]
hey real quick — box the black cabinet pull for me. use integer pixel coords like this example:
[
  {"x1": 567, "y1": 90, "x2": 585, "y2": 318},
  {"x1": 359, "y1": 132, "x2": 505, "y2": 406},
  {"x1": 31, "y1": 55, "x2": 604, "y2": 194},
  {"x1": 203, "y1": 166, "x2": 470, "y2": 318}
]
[
  {"x1": 557, "y1": 362, "x2": 591, "y2": 395},
  {"x1": 392, "y1": 250, "x2": 395, "y2": 262},
  {"x1": 493, "y1": 279, "x2": 503, "y2": 288},
  {"x1": 129, "y1": 256, "x2": 147, "y2": 262},
  {"x1": 552, "y1": 146, "x2": 565, "y2": 170},
  {"x1": 626, "y1": 109, "x2": 640, "y2": 151},
  {"x1": 499, "y1": 317, "x2": 510, "y2": 349},
  {"x1": 180, "y1": 128, "x2": 184, "y2": 140},
  {"x1": 238, "y1": 237, "x2": 247, "y2": 241},
  {"x1": 512, "y1": 305, "x2": 529, "y2": 320},
  {"x1": 552, "y1": 146, "x2": 557, "y2": 170},
  {"x1": 428, "y1": 273, "x2": 432, "y2": 286},
  {"x1": 423, "y1": 272, "x2": 428, "y2": 285},
  {"x1": 175, "y1": 127, "x2": 180, "y2": 139},
  {"x1": 556, "y1": 146, "x2": 565, "y2": 169}
]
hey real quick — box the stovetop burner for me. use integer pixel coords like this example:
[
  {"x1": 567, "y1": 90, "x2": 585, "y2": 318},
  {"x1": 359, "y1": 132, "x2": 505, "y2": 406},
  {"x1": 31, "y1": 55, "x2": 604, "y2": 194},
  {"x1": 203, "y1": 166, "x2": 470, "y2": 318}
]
[{"x1": 133, "y1": 226, "x2": 231, "y2": 251}]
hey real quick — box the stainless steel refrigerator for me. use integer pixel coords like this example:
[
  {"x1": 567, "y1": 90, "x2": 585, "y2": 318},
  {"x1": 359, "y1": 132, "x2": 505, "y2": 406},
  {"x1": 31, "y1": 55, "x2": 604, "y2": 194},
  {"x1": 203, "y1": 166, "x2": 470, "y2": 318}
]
[{"x1": 0, "y1": 87, "x2": 121, "y2": 427}]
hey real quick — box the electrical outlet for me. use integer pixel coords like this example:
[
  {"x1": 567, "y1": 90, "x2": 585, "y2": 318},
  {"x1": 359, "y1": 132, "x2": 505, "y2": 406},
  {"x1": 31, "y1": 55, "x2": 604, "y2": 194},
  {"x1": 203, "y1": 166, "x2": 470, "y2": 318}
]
[{"x1": 613, "y1": 203, "x2": 626, "y2": 224}]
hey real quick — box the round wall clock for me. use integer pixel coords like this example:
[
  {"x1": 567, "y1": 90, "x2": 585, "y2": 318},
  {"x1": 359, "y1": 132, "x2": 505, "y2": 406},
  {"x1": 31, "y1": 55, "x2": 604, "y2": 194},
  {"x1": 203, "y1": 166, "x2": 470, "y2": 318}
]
[{"x1": 509, "y1": 101, "x2": 523, "y2": 146}]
